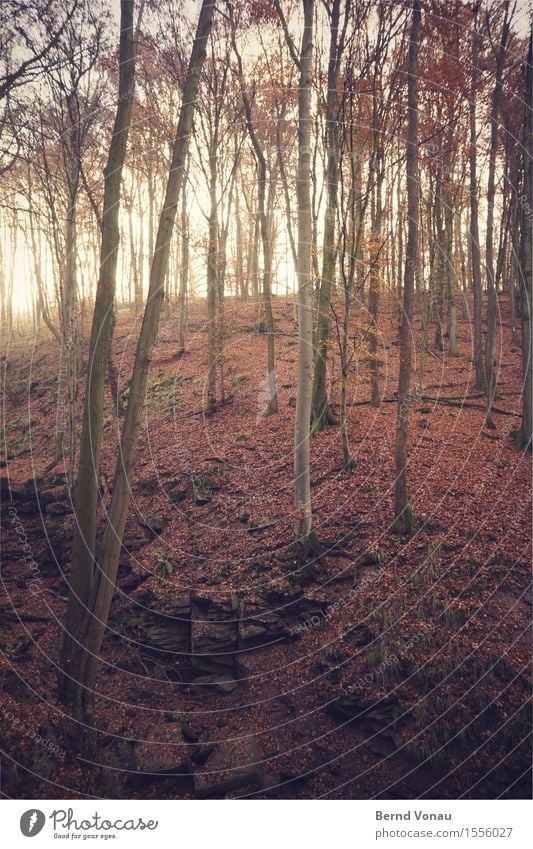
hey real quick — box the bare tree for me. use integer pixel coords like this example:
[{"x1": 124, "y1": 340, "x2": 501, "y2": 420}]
[
  {"x1": 293, "y1": 0, "x2": 317, "y2": 559},
  {"x1": 517, "y1": 27, "x2": 532, "y2": 450},
  {"x1": 59, "y1": 0, "x2": 214, "y2": 731},
  {"x1": 484, "y1": 0, "x2": 513, "y2": 428},
  {"x1": 59, "y1": 0, "x2": 138, "y2": 719},
  {"x1": 392, "y1": 0, "x2": 421, "y2": 535}
]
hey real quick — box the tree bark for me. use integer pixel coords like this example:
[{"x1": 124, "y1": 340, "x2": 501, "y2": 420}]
[
  {"x1": 293, "y1": 0, "x2": 317, "y2": 559},
  {"x1": 445, "y1": 191, "x2": 458, "y2": 356},
  {"x1": 177, "y1": 175, "x2": 188, "y2": 351},
  {"x1": 484, "y1": 1, "x2": 511, "y2": 427},
  {"x1": 59, "y1": 0, "x2": 137, "y2": 718},
  {"x1": 518, "y1": 28, "x2": 532, "y2": 449},
  {"x1": 59, "y1": 0, "x2": 213, "y2": 726},
  {"x1": 311, "y1": 0, "x2": 342, "y2": 432},
  {"x1": 231, "y1": 18, "x2": 278, "y2": 414},
  {"x1": 469, "y1": 8, "x2": 485, "y2": 391},
  {"x1": 392, "y1": 0, "x2": 420, "y2": 535}
]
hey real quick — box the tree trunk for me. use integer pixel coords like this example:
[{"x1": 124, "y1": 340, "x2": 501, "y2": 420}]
[
  {"x1": 485, "y1": 0, "x2": 511, "y2": 427},
  {"x1": 207, "y1": 135, "x2": 218, "y2": 414},
  {"x1": 293, "y1": 0, "x2": 317, "y2": 560},
  {"x1": 59, "y1": 0, "x2": 213, "y2": 727},
  {"x1": 392, "y1": 0, "x2": 420, "y2": 535},
  {"x1": 59, "y1": 0, "x2": 137, "y2": 720},
  {"x1": 231, "y1": 20, "x2": 277, "y2": 414},
  {"x1": 469, "y1": 9, "x2": 485, "y2": 391},
  {"x1": 445, "y1": 192, "x2": 458, "y2": 356},
  {"x1": 177, "y1": 175, "x2": 188, "y2": 351},
  {"x1": 518, "y1": 28, "x2": 532, "y2": 449},
  {"x1": 311, "y1": 0, "x2": 342, "y2": 432}
]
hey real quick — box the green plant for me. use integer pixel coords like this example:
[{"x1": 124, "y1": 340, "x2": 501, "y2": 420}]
[{"x1": 154, "y1": 551, "x2": 174, "y2": 582}]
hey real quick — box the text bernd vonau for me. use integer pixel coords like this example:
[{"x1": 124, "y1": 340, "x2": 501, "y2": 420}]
[{"x1": 376, "y1": 811, "x2": 452, "y2": 821}]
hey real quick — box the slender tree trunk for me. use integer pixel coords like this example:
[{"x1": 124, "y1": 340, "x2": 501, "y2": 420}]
[
  {"x1": 177, "y1": 175, "x2": 188, "y2": 351},
  {"x1": 293, "y1": 0, "x2": 317, "y2": 560},
  {"x1": 59, "y1": 0, "x2": 137, "y2": 720},
  {"x1": 485, "y1": 1, "x2": 511, "y2": 427},
  {"x1": 311, "y1": 0, "x2": 342, "y2": 432},
  {"x1": 469, "y1": 9, "x2": 485, "y2": 391},
  {"x1": 518, "y1": 29, "x2": 532, "y2": 449},
  {"x1": 235, "y1": 185, "x2": 243, "y2": 299},
  {"x1": 207, "y1": 136, "x2": 218, "y2": 414},
  {"x1": 59, "y1": 0, "x2": 213, "y2": 727},
  {"x1": 231, "y1": 20, "x2": 277, "y2": 414},
  {"x1": 368, "y1": 76, "x2": 384, "y2": 408},
  {"x1": 392, "y1": 0, "x2": 420, "y2": 535},
  {"x1": 433, "y1": 175, "x2": 444, "y2": 351},
  {"x1": 445, "y1": 192, "x2": 458, "y2": 356},
  {"x1": 456, "y1": 207, "x2": 469, "y2": 320}
]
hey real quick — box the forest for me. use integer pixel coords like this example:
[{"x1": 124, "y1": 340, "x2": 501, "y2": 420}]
[{"x1": 0, "y1": 0, "x2": 531, "y2": 802}]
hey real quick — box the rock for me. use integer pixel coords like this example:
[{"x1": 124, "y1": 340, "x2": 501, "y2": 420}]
[
  {"x1": 191, "y1": 595, "x2": 239, "y2": 676},
  {"x1": 343, "y1": 624, "x2": 374, "y2": 647},
  {"x1": 367, "y1": 734, "x2": 397, "y2": 757},
  {"x1": 119, "y1": 573, "x2": 152, "y2": 594},
  {"x1": 194, "y1": 734, "x2": 262, "y2": 798},
  {"x1": 110, "y1": 597, "x2": 191, "y2": 661},
  {"x1": 139, "y1": 477, "x2": 159, "y2": 495},
  {"x1": 191, "y1": 674, "x2": 239, "y2": 694},
  {"x1": 0, "y1": 478, "x2": 33, "y2": 502},
  {"x1": 166, "y1": 487, "x2": 187, "y2": 503},
  {"x1": 238, "y1": 610, "x2": 291, "y2": 648},
  {"x1": 140, "y1": 514, "x2": 169, "y2": 537},
  {"x1": 46, "y1": 502, "x2": 72, "y2": 516},
  {"x1": 191, "y1": 474, "x2": 220, "y2": 505},
  {"x1": 239, "y1": 623, "x2": 269, "y2": 643},
  {"x1": 327, "y1": 694, "x2": 399, "y2": 731},
  {"x1": 37, "y1": 558, "x2": 61, "y2": 578},
  {"x1": 123, "y1": 534, "x2": 149, "y2": 552},
  {"x1": 246, "y1": 515, "x2": 279, "y2": 532},
  {"x1": 192, "y1": 743, "x2": 217, "y2": 765},
  {"x1": 133, "y1": 724, "x2": 194, "y2": 777},
  {"x1": 181, "y1": 724, "x2": 199, "y2": 743},
  {"x1": 0, "y1": 669, "x2": 40, "y2": 703}
]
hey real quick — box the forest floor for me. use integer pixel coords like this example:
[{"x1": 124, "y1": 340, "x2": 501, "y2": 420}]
[{"x1": 0, "y1": 294, "x2": 531, "y2": 800}]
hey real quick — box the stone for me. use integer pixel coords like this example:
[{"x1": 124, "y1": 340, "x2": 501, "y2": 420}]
[
  {"x1": 191, "y1": 474, "x2": 220, "y2": 505},
  {"x1": 139, "y1": 477, "x2": 159, "y2": 495},
  {"x1": 110, "y1": 597, "x2": 191, "y2": 662},
  {"x1": 327, "y1": 693, "x2": 399, "y2": 731},
  {"x1": 246, "y1": 515, "x2": 279, "y2": 532},
  {"x1": 133, "y1": 724, "x2": 194, "y2": 776},
  {"x1": 191, "y1": 674, "x2": 239, "y2": 694},
  {"x1": 140, "y1": 514, "x2": 169, "y2": 537},
  {"x1": 190, "y1": 594, "x2": 239, "y2": 677},
  {"x1": 194, "y1": 734, "x2": 262, "y2": 798},
  {"x1": 123, "y1": 534, "x2": 149, "y2": 552}
]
